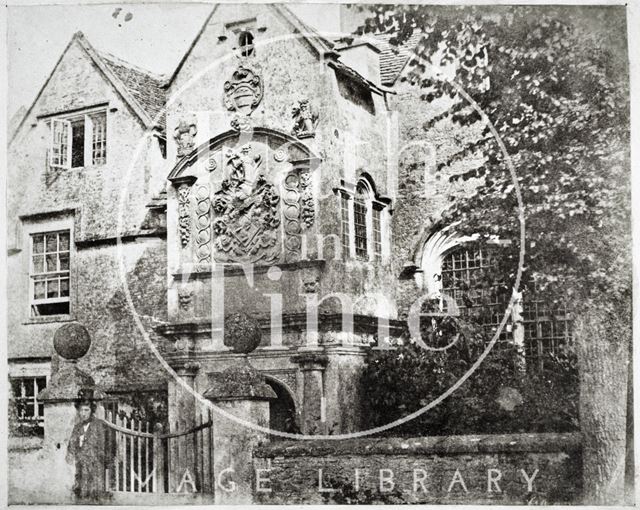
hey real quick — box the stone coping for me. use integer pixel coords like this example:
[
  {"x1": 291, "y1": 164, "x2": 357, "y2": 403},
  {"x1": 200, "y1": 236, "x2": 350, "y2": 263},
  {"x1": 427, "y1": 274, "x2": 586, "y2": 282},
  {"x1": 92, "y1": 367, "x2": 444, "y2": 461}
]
[{"x1": 254, "y1": 432, "x2": 581, "y2": 457}]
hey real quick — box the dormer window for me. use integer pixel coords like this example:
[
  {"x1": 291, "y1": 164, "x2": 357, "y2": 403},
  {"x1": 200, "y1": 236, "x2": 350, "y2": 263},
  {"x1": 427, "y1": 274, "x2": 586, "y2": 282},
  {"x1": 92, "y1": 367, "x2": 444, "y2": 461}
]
[
  {"x1": 238, "y1": 31, "x2": 255, "y2": 57},
  {"x1": 49, "y1": 109, "x2": 107, "y2": 169}
]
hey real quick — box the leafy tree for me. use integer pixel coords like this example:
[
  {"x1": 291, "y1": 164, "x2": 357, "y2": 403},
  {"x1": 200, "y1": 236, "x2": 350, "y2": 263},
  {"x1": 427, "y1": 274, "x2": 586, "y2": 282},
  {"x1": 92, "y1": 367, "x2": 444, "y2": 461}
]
[{"x1": 356, "y1": 5, "x2": 630, "y2": 504}]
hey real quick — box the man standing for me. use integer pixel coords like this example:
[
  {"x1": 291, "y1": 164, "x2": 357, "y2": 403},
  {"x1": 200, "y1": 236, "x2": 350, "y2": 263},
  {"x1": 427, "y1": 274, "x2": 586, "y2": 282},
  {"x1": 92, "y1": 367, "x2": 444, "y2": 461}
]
[{"x1": 66, "y1": 394, "x2": 107, "y2": 501}]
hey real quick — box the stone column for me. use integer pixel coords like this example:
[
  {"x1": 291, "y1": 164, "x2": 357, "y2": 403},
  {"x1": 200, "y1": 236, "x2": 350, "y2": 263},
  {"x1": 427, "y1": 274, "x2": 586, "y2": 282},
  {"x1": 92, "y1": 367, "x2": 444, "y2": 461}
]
[
  {"x1": 290, "y1": 350, "x2": 328, "y2": 435},
  {"x1": 203, "y1": 312, "x2": 276, "y2": 504},
  {"x1": 36, "y1": 322, "x2": 104, "y2": 504}
]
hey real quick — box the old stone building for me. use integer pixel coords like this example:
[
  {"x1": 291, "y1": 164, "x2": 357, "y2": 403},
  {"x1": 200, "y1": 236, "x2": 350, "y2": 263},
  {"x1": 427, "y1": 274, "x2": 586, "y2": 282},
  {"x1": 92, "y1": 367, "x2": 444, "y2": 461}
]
[{"x1": 8, "y1": 3, "x2": 574, "y2": 503}]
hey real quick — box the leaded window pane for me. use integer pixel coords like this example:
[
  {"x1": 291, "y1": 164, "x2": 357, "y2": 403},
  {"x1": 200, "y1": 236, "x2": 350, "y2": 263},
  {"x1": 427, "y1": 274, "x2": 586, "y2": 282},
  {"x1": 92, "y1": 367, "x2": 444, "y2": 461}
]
[
  {"x1": 340, "y1": 194, "x2": 350, "y2": 256},
  {"x1": 91, "y1": 112, "x2": 107, "y2": 165}
]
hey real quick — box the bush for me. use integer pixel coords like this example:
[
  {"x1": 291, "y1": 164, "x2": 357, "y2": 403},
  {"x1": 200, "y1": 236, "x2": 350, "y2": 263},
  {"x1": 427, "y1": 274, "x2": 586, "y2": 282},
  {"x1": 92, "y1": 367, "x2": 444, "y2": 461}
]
[{"x1": 361, "y1": 320, "x2": 578, "y2": 436}]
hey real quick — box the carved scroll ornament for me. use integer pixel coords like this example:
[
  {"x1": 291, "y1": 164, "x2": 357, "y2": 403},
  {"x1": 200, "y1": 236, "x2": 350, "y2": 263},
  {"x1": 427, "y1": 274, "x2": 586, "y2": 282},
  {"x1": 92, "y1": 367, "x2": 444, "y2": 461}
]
[{"x1": 177, "y1": 183, "x2": 192, "y2": 247}]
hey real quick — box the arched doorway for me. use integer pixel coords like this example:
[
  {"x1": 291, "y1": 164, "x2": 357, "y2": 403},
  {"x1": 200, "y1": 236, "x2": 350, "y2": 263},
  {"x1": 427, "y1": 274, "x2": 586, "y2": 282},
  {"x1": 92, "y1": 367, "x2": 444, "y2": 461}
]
[{"x1": 265, "y1": 378, "x2": 298, "y2": 437}]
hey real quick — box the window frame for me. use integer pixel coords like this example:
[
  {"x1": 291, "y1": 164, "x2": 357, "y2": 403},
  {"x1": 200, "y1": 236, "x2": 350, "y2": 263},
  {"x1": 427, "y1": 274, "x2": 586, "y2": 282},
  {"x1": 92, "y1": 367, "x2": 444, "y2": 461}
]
[
  {"x1": 420, "y1": 231, "x2": 572, "y2": 365},
  {"x1": 10, "y1": 376, "x2": 47, "y2": 430},
  {"x1": 353, "y1": 182, "x2": 370, "y2": 260},
  {"x1": 439, "y1": 244, "x2": 513, "y2": 344},
  {"x1": 48, "y1": 107, "x2": 107, "y2": 169},
  {"x1": 336, "y1": 177, "x2": 389, "y2": 262},
  {"x1": 29, "y1": 230, "x2": 71, "y2": 314},
  {"x1": 23, "y1": 216, "x2": 74, "y2": 323},
  {"x1": 238, "y1": 30, "x2": 255, "y2": 57},
  {"x1": 8, "y1": 360, "x2": 50, "y2": 436}
]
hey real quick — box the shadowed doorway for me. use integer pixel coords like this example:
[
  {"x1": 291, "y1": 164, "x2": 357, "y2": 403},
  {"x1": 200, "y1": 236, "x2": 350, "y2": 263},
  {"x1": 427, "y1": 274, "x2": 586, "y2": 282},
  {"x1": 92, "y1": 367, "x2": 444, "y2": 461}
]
[{"x1": 265, "y1": 378, "x2": 299, "y2": 437}]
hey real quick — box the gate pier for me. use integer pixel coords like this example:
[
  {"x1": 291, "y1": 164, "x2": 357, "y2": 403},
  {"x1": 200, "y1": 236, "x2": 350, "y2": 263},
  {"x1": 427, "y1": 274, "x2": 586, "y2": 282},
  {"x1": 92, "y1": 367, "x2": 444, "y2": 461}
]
[{"x1": 203, "y1": 313, "x2": 276, "y2": 504}]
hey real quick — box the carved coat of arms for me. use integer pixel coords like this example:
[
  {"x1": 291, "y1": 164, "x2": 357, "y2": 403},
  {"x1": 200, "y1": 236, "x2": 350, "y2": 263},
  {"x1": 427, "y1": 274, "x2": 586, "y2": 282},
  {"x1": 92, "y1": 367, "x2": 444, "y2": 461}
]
[
  {"x1": 212, "y1": 145, "x2": 280, "y2": 263},
  {"x1": 223, "y1": 65, "x2": 263, "y2": 116}
]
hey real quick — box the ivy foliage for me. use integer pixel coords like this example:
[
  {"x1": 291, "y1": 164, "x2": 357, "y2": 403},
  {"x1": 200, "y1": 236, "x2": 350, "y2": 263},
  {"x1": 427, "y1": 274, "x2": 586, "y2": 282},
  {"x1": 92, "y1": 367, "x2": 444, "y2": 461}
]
[
  {"x1": 354, "y1": 6, "x2": 627, "y2": 436},
  {"x1": 358, "y1": 5, "x2": 630, "y2": 308}
]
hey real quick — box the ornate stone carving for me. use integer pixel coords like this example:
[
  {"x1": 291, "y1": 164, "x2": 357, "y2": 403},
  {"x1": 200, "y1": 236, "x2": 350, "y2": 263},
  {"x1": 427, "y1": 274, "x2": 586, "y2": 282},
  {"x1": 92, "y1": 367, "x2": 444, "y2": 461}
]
[
  {"x1": 223, "y1": 65, "x2": 263, "y2": 116},
  {"x1": 291, "y1": 99, "x2": 319, "y2": 138},
  {"x1": 230, "y1": 115, "x2": 252, "y2": 132},
  {"x1": 282, "y1": 172, "x2": 302, "y2": 262},
  {"x1": 273, "y1": 148, "x2": 287, "y2": 163},
  {"x1": 302, "y1": 276, "x2": 320, "y2": 294},
  {"x1": 178, "y1": 288, "x2": 193, "y2": 310},
  {"x1": 194, "y1": 185, "x2": 212, "y2": 267},
  {"x1": 301, "y1": 266, "x2": 321, "y2": 295},
  {"x1": 212, "y1": 145, "x2": 280, "y2": 264},
  {"x1": 207, "y1": 154, "x2": 217, "y2": 172},
  {"x1": 282, "y1": 170, "x2": 315, "y2": 262},
  {"x1": 177, "y1": 183, "x2": 192, "y2": 247},
  {"x1": 174, "y1": 118, "x2": 197, "y2": 158},
  {"x1": 299, "y1": 171, "x2": 314, "y2": 228}
]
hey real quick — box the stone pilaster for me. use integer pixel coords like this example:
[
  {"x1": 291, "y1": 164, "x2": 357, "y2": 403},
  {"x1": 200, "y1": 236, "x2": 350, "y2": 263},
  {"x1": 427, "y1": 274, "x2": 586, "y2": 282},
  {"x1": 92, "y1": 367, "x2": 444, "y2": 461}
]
[{"x1": 290, "y1": 349, "x2": 328, "y2": 435}]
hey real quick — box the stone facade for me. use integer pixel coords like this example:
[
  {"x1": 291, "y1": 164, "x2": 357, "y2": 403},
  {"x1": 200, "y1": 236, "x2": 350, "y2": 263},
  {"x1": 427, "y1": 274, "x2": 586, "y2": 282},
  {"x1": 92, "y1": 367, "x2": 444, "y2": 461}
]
[
  {"x1": 7, "y1": 32, "x2": 169, "y2": 397},
  {"x1": 7, "y1": 4, "x2": 528, "y2": 503},
  {"x1": 159, "y1": 3, "x2": 402, "y2": 437}
]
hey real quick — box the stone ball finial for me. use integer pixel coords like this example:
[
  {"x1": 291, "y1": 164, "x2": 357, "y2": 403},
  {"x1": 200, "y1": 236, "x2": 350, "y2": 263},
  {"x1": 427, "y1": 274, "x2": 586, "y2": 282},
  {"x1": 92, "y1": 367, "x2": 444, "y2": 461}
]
[
  {"x1": 223, "y1": 312, "x2": 262, "y2": 354},
  {"x1": 53, "y1": 322, "x2": 91, "y2": 360}
]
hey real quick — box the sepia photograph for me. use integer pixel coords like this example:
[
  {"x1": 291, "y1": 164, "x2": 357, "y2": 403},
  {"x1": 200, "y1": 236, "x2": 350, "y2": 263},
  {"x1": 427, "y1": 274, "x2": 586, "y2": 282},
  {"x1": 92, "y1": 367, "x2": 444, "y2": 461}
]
[{"x1": 2, "y1": 0, "x2": 636, "y2": 506}]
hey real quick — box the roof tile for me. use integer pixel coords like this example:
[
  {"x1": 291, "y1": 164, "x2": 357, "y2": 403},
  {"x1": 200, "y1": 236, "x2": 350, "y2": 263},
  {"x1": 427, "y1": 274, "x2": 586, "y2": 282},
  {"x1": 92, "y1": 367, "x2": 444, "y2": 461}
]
[
  {"x1": 99, "y1": 52, "x2": 167, "y2": 132},
  {"x1": 375, "y1": 32, "x2": 423, "y2": 86}
]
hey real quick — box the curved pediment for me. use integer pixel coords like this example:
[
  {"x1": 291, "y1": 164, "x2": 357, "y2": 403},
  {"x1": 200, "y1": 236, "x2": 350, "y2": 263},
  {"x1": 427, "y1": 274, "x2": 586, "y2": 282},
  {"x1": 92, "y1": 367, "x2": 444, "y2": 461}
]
[{"x1": 168, "y1": 128, "x2": 320, "y2": 182}]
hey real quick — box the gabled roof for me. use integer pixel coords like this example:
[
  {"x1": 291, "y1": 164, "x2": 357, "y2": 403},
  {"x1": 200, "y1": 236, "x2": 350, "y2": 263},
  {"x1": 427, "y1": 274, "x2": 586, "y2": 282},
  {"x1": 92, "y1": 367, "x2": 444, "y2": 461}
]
[
  {"x1": 375, "y1": 32, "x2": 424, "y2": 86},
  {"x1": 166, "y1": 4, "x2": 339, "y2": 87},
  {"x1": 11, "y1": 31, "x2": 166, "y2": 143},
  {"x1": 98, "y1": 51, "x2": 166, "y2": 131},
  {"x1": 270, "y1": 4, "x2": 338, "y2": 58}
]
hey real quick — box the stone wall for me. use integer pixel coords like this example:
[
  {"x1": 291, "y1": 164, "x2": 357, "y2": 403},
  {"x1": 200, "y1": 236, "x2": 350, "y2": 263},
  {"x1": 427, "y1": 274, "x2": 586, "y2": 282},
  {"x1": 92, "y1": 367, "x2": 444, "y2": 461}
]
[
  {"x1": 7, "y1": 33, "x2": 169, "y2": 387},
  {"x1": 253, "y1": 433, "x2": 582, "y2": 504}
]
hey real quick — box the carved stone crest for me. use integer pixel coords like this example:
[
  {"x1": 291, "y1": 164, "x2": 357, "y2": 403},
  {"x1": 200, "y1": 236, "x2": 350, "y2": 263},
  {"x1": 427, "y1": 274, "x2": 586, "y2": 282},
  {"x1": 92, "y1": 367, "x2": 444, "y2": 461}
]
[
  {"x1": 223, "y1": 65, "x2": 263, "y2": 116},
  {"x1": 212, "y1": 145, "x2": 280, "y2": 263},
  {"x1": 291, "y1": 99, "x2": 319, "y2": 138},
  {"x1": 174, "y1": 119, "x2": 197, "y2": 158}
]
